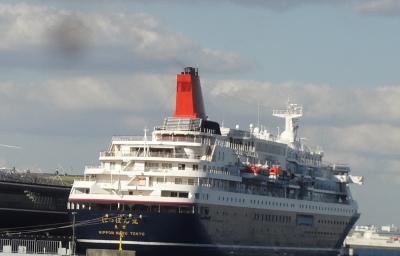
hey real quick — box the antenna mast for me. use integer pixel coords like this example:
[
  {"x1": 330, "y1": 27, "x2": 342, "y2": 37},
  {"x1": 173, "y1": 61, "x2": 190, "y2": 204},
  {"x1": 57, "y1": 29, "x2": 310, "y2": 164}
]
[{"x1": 273, "y1": 101, "x2": 303, "y2": 143}]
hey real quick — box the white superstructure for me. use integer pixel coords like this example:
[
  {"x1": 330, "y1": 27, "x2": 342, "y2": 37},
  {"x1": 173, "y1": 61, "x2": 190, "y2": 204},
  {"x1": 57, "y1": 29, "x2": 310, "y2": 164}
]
[{"x1": 69, "y1": 102, "x2": 360, "y2": 217}]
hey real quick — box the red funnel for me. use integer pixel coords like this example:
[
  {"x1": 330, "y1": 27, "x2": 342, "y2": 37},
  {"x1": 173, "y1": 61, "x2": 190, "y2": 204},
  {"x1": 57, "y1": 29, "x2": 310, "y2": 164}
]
[{"x1": 174, "y1": 67, "x2": 206, "y2": 119}]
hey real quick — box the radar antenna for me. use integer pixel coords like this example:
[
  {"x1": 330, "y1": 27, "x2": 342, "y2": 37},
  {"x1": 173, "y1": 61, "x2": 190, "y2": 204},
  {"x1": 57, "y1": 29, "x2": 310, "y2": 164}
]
[{"x1": 273, "y1": 101, "x2": 303, "y2": 143}]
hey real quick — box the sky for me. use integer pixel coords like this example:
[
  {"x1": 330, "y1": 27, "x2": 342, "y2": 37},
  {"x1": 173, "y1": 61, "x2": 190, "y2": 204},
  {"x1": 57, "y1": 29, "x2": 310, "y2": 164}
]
[{"x1": 0, "y1": 0, "x2": 400, "y2": 225}]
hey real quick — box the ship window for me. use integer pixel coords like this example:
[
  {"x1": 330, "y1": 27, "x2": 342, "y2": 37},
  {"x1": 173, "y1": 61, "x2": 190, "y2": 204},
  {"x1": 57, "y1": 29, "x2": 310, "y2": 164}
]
[
  {"x1": 195, "y1": 193, "x2": 200, "y2": 199},
  {"x1": 161, "y1": 190, "x2": 180, "y2": 197},
  {"x1": 161, "y1": 163, "x2": 172, "y2": 169},
  {"x1": 156, "y1": 177, "x2": 164, "y2": 183},
  {"x1": 146, "y1": 162, "x2": 159, "y2": 169},
  {"x1": 192, "y1": 164, "x2": 198, "y2": 170},
  {"x1": 178, "y1": 164, "x2": 185, "y2": 170},
  {"x1": 188, "y1": 179, "x2": 194, "y2": 185},
  {"x1": 175, "y1": 178, "x2": 182, "y2": 184},
  {"x1": 178, "y1": 192, "x2": 189, "y2": 198},
  {"x1": 296, "y1": 214, "x2": 314, "y2": 226}
]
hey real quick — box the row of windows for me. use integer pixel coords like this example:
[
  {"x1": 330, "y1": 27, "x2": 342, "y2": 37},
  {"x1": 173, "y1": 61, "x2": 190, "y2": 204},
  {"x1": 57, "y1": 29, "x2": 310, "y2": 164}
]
[
  {"x1": 304, "y1": 230, "x2": 341, "y2": 236},
  {"x1": 178, "y1": 164, "x2": 198, "y2": 170},
  {"x1": 145, "y1": 163, "x2": 226, "y2": 172},
  {"x1": 318, "y1": 219, "x2": 349, "y2": 226},
  {"x1": 213, "y1": 194, "x2": 355, "y2": 215},
  {"x1": 152, "y1": 174, "x2": 353, "y2": 207},
  {"x1": 160, "y1": 190, "x2": 189, "y2": 198},
  {"x1": 254, "y1": 213, "x2": 292, "y2": 224},
  {"x1": 250, "y1": 199, "x2": 295, "y2": 208},
  {"x1": 218, "y1": 196, "x2": 245, "y2": 203},
  {"x1": 194, "y1": 193, "x2": 209, "y2": 200},
  {"x1": 69, "y1": 202, "x2": 195, "y2": 214},
  {"x1": 299, "y1": 204, "x2": 355, "y2": 214},
  {"x1": 218, "y1": 196, "x2": 295, "y2": 208}
]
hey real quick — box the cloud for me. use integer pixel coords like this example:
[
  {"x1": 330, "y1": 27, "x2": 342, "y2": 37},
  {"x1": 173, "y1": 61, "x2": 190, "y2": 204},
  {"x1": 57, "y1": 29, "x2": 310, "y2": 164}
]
[
  {"x1": 205, "y1": 79, "x2": 400, "y2": 125},
  {"x1": 303, "y1": 124, "x2": 400, "y2": 158},
  {"x1": 0, "y1": 3, "x2": 252, "y2": 73},
  {"x1": 0, "y1": 73, "x2": 177, "y2": 136},
  {"x1": 354, "y1": 0, "x2": 400, "y2": 16},
  {"x1": 227, "y1": 0, "x2": 344, "y2": 11},
  {"x1": 227, "y1": 0, "x2": 400, "y2": 16}
]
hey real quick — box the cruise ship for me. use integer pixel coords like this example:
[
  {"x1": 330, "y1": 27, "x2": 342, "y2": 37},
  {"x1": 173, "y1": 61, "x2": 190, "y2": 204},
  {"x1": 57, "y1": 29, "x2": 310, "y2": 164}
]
[{"x1": 68, "y1": 67, "x2": 362, "y2": 256}]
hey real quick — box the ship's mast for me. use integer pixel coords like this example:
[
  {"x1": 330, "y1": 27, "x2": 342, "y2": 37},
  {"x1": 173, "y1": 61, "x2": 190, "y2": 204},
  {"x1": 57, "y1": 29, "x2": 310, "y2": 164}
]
[{"x1": 273, "y1": 101, "x2": 303, "y2": 144}]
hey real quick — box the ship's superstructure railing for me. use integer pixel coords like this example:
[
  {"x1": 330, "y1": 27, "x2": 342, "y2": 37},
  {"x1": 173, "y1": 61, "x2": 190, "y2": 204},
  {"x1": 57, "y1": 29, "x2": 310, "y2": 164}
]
[
  {"x1": 99, "y1": 151, "x2": 203, "y2": 159},
  {"x1": 110, "y1": 133, "x2": 257, "y2": 158},
  {"x1": 112, "y1": 135, "x2": 148, "y2": 142},
  {"x1": 155, "y1": 117, "x2": 202, "y2": 132},
  {"x1": 153, "y1": 135, "x2": 204, "y2": 143}
]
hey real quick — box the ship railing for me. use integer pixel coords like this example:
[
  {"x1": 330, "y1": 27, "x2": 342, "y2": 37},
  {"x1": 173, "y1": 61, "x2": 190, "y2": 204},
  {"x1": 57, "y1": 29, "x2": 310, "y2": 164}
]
[
  {"x1": 207, "y1": 168, "x2": 240, "y2": 177},
  {"x1": 215, "y1": 139, "x2": 258, "y2": 157},
  {"x1": 100, "y1": 151, "x2": 202, "y2": 159},
  {"x1": 112, "y1": 135, "x2": 148, "y2": 141},
  {"x1": 143, "y1": 168, "x2": 240, "y2": 177},
  {"x1": 0, "y1": 171, "x2": 66, "y2": 187},
  {"x1": 154, "y1": 135, "x2": 204, "y2": 143},
  {"x1": 112, "y1": 135, "x2": 205, "y2": 144},
  {"x1": 85, "y1": 165, "x2": 103, "y2": 170},
  {"x1": 0, "y1": 238, "x2": 69, "y2": 254}
]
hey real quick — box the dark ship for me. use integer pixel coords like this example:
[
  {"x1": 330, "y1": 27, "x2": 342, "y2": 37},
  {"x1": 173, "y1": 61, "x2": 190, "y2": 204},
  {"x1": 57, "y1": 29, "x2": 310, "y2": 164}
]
[{"x1": 0, "y1": 168, "x2": 72, "y2": 238}]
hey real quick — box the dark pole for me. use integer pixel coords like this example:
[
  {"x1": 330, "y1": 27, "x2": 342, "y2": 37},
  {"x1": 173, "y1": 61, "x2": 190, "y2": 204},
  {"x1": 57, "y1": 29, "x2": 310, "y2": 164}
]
[{"x1": 72, "y1": 212, "x2": 76, "y2": 256}]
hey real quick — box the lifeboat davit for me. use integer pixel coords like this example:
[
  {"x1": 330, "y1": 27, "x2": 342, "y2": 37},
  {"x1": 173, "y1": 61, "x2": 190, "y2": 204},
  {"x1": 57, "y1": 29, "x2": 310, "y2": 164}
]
[
  {"x1": 240, "y1": 164, "x2": 268, "y2": 179},
  {"x1": 246, "y1": 165, "x2": 262, "y2": 175},
  {"x1": 268, "y1": 165, "x2": 284, "y2": 180}
]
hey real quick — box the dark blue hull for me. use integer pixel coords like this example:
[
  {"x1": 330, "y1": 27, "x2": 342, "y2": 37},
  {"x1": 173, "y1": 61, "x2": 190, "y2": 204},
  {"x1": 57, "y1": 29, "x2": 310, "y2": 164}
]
[
  {"x1": 79, "y1": 243, "x2": 338, "y2": 256},
  {"x1": 73, "y1": 209, "x2": 340, "y2": 256}
]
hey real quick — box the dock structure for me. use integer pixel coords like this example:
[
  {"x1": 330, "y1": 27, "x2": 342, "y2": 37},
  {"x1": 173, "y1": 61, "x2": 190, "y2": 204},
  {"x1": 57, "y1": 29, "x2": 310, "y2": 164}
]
[
  {"x1": 86, "y1": 249, "x2": 135, "y2": 256},
  {"x1": 0, "y1": 238, "x2": 72, "y2": 255}
]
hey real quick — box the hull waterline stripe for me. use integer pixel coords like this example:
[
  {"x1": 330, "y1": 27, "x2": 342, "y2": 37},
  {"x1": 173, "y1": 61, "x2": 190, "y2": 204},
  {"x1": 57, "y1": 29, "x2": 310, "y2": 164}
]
[{"x1": 77, "y1": 239, "x2": 339, "y2": 252}]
